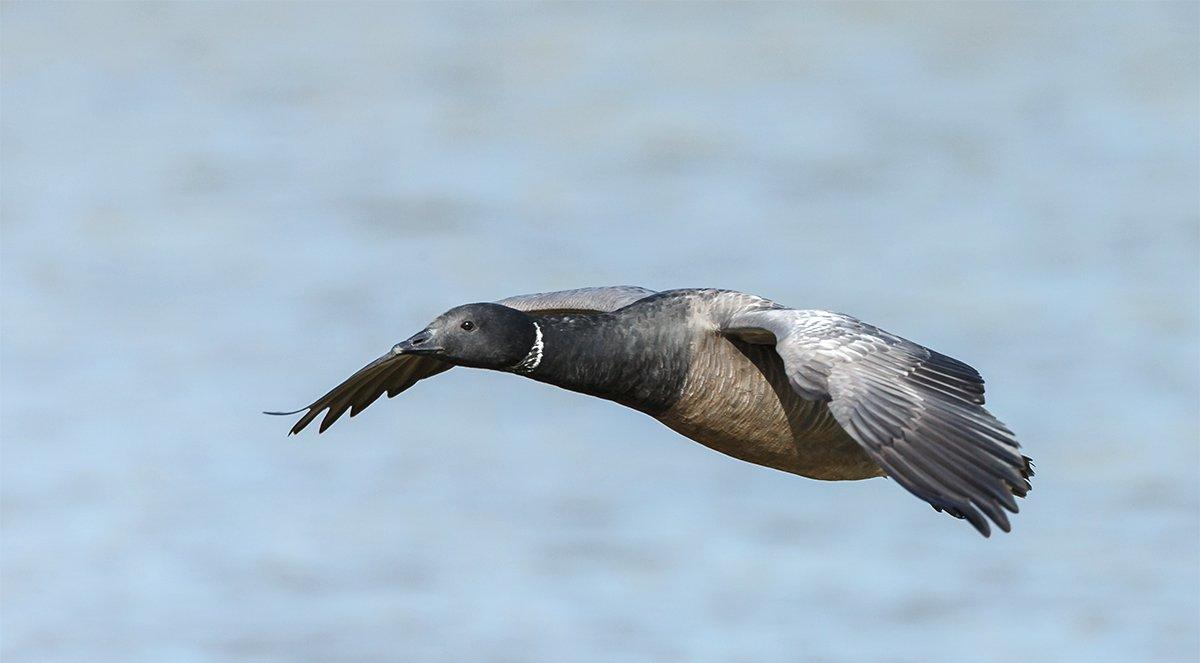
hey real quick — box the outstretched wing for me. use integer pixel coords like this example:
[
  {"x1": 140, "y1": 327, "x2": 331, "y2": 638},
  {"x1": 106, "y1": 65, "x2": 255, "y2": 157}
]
[
  {"x1": 270, "y1": 286, "x2": 656, "y2": 435},
  {"x1": 266, "y1": 354, "x2": 453, "y2": 435},
  {"x1": 723, "y1": 308, "x2": 1032, "y2": 536}
]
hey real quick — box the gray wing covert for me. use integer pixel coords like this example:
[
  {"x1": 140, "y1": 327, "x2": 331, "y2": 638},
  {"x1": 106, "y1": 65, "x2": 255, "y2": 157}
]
[
  {"x1": 723, "y1": 308, "x2": 1033, "y2": 536},
  {"x1": 272, "y1": 286, "x2": 656, "y2": 435},
  {"x1": 497, "y1": 286, "x2": 656, "y2": 314}
]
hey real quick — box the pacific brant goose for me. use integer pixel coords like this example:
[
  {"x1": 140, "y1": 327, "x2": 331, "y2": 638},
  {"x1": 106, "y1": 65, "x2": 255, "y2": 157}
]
[{"x1": 269, "y1": 287, "x2": 1033, "y2": 536}]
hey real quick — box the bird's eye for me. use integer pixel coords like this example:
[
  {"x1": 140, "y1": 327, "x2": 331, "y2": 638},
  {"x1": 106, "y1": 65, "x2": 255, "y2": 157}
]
[{"x1": 460, "y1": 320, "x2": 475, "y2": 331}]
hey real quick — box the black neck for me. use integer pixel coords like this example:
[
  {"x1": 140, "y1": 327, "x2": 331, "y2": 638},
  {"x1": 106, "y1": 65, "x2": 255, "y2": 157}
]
[{"x1": 519, "y1": 311, "x2": 691, "y2": 415}]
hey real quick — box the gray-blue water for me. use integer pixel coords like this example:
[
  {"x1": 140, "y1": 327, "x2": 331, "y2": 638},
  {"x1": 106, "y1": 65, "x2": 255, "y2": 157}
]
[{"x1": 2, "y1": 3, "x2": 1197, "y2": 661}]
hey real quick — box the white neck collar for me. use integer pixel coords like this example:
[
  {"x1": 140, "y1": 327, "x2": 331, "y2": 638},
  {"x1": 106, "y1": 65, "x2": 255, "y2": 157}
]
[{"x1": 508, "y1": 321, "x2": 544, "y2": 373}]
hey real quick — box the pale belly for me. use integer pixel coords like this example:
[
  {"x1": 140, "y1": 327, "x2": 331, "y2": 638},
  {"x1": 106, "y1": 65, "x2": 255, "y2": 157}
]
[{"x1": 655, "y1": 333, "x2": 885, "y2": 481}]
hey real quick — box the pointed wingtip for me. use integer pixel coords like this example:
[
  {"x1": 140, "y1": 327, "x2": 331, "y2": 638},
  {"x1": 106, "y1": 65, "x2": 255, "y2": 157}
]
[
  {"x1": 968, "y1": 512, "x2": 992, "y2": 538},
  {"x1": 265, "y1": 407, "x2": 312, "y2": 436},
  {"x1": 264, "y1": 408, "x2": 307, "y2": 416}
]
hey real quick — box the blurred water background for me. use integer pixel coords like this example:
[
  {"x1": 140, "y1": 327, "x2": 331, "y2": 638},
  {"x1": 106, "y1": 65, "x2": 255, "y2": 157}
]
[{"x1": 2, "y1": 2, "x2": 1198, "y2": 662}]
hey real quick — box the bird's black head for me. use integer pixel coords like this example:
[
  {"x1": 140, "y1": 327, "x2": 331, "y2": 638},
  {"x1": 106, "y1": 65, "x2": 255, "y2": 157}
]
[{"x1": 393, "y1": 303, "x2": 537, "y2": 370}]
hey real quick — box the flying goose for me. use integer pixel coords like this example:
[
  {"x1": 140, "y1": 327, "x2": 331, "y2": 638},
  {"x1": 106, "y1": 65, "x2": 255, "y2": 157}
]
[{"x1": 269, "y1": 287, "x2": 1032, "y2": 536}]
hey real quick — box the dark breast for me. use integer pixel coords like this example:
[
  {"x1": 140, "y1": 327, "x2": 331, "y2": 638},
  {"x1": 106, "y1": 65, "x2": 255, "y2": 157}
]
[{"x1": 656, "y1": 332, "x2": 885, "y2": 481}]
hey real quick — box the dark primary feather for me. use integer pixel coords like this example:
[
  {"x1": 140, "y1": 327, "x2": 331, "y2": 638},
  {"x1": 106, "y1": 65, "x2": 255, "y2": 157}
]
[
  {"x1": 827, "y1": 349, "x2": 1032, "y2": 536},
  {"x1": 723, "y1": 308, "x2": 1032, "y2": 536},
  {"x1": 266, "y1": 354, "x2": 451, "y2": 435}
]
